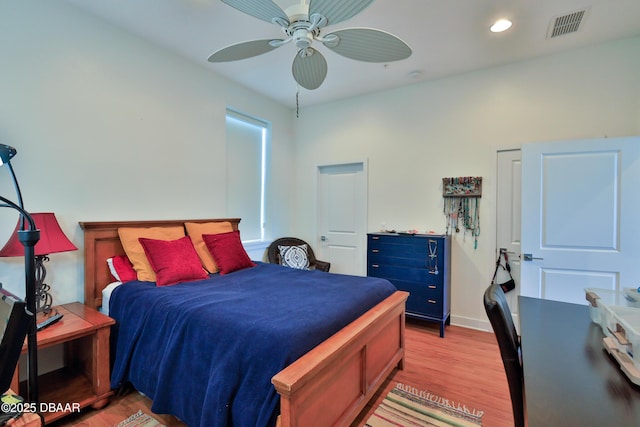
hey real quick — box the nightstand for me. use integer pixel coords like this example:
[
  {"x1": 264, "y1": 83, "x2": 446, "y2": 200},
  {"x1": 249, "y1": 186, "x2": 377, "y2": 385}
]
[{"x1": 11, "y1": 303, "x2": 115, "y2": 424}]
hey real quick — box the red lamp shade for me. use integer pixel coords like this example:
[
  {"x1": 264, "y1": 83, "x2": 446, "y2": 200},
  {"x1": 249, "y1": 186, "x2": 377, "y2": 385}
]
[{"x1": 0, "y1": 212, "x2": 77, "y2": 257}]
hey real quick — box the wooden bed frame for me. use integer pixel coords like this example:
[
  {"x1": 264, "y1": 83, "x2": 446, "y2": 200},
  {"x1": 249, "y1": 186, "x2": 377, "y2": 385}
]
[{"x1": 80, "y1": 218, "x2": 407, "y2": 427}]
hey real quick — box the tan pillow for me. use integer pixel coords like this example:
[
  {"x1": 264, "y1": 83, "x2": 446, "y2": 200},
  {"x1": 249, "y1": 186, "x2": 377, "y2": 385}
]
[
  {"x1": 118, "y1": 226, "x2": 185, "y2": 282},
  {"x1": 185, "y1": 221, "x2": 234, "y2": 273}
]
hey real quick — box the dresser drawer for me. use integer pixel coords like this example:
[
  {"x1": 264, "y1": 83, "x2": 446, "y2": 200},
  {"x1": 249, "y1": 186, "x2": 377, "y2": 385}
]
[
  {"x1": 368, "y1": 252, "x2": 444, "y2": 270},
  {"x1": 368, "y1": 263, "x2": 441, "y2": 284},
  {"x1": 368, "y1": 234, "x2": 432, "y2": 248},
  {"x1": 368, "y1": 235, "x2": 445, "y2": 270},
  {"x1": 407, "y1": 296, "x2": 443, "y2": 317},
  {"x1": 367, "y1": 250, "x2": 429, "y2": 267},
  {"x1": 397, "y1": 282, "x2": 441, "y2": 315},
  {"x1": 403, "y1": 281, "x2": 441, "y2": 300}
]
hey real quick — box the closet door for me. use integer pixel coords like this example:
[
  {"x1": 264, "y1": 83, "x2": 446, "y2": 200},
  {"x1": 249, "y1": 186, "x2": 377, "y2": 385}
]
[
  {"x1": 496, "y1": 149, "x2": 522, "y2": 323},
  {"x1": 317, "y1": 162, "x2": 367, "y2": 275}
]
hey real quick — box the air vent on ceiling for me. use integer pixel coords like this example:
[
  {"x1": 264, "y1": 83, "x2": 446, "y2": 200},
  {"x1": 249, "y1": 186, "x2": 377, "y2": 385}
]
[{"x1": 547, "y1": 8, "x2": 589, "y2": 39}]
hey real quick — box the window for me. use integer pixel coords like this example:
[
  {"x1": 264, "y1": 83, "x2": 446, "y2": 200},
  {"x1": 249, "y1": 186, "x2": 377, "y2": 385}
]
[{"x1": 225, "y1": 109, "x2": 269, "y2": 242}]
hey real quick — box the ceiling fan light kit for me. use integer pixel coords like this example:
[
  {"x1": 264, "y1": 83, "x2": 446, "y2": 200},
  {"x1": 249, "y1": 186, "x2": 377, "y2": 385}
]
[{"x1": 209, "y1": 0, "x2": 412, "y2": 91}]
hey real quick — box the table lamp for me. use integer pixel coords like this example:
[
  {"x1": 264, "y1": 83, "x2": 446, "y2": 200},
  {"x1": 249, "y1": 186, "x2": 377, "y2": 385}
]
[
  {"x1": 0, "y1": 212, "x2": 77, "y2": 315},
  {"x1": 0, "y1": 144, "x2": 40, "y2": 406}
]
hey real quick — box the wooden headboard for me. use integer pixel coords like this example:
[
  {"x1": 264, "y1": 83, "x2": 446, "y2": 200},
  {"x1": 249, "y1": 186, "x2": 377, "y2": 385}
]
[{"x1": 79, "y1": 218, "x2": 241, "y2": 310}]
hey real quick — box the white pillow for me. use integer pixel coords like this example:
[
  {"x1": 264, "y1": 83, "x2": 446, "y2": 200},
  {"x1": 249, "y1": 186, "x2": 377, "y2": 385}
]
[{"x1": 101, "y1": 281, "x2": 123, "y2": 316}]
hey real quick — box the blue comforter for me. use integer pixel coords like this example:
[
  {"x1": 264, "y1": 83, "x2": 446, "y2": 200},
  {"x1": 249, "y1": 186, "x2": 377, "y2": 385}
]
[{"x1": 109, "y1": 262, "x2": 396, "y2": 427}]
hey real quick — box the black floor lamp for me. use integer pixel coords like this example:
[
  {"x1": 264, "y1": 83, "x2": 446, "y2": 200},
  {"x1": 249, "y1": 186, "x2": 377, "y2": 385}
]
[{"x1": 0, "y1": 144, "x2": 40, "y2": 405}]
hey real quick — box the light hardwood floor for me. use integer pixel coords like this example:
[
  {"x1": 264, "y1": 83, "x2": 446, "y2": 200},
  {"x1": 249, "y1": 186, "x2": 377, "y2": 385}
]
[{"x1": 50, "y1": 320, "x2": 512, "y2": 427}]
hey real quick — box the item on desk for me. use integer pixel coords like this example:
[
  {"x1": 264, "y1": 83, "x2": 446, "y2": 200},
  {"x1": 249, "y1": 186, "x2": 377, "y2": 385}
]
[
  {"x1": 36, "y1": 311, "x2": 63, "y2": 331},
  {"x1": 585, "y1": 287, "x2": 640, "y2": 385},
  {"x1": 625, "y1": 290, "x2": 640, "y2": 303},
  {"x1": 603, "y1": 336, "x2": 640, "y2": 386}
]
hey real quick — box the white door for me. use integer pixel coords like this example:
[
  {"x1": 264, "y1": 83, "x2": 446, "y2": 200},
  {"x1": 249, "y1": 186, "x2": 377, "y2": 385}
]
[
  {"x1": 496, "y1": 149, "x2": 522, "y2": 320},
  {"x1": 521, "y1": 136, "x2": 640, "y2": 304},
  {"x1": 317, "y1": 162, "x2": 367, "y2": 276}
]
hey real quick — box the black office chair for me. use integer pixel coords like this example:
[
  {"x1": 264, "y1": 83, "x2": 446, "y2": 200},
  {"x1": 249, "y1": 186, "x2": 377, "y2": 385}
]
[
  {"x1": 484, "y1": 283, "x2": 525, "y2": 427},
  {"x1": 0, "y1": 287, "x2": 33, "y2": 394},
  {"x1": 267, "y1": 237, "x2": 330, "y2": 272}
]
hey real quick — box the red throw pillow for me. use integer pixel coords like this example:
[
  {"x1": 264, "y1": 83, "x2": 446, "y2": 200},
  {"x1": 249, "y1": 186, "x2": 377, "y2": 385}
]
[
  {"x1": 202, "y1": 231, "x2": 256, "y2": 275},
  {"x1": 139, "y1": 236, "x2": 208, "y2": 286},
  {"x1": 107, "y1": 255, "x2": 137, "y2": 282}
]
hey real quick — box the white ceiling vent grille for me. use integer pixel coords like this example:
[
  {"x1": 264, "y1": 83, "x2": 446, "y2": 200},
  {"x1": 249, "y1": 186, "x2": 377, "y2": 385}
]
[{"x1": 547, "y1": 8, "x2": 588, "y2": 39}]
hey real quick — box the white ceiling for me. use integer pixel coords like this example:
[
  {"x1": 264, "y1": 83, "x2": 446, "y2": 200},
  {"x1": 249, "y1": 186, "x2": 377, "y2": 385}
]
[{"x1": 63, "y1": 0, "x2": 640, "y2": 108}]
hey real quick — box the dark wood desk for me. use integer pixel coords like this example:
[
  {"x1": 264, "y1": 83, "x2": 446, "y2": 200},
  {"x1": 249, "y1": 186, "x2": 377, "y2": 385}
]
[{"x1": 519, "y1": 296, "x2": 640, "y2": 426}]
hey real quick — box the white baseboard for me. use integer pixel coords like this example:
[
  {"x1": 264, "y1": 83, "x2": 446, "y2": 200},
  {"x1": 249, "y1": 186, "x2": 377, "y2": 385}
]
[
  {"x1": 450, "y1": 313, "x2": 521, "y2": 334},
  {"x1": 450, "y1": 314, "x2": 492, "y2": 332}
]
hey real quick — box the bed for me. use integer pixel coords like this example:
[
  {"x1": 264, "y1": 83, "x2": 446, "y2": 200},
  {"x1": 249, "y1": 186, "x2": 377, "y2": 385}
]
[{"x1": 80, "y1": 218, "x2": 407, "y2": 427}]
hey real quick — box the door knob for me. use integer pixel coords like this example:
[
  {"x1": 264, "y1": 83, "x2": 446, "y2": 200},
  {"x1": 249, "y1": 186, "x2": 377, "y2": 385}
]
[
  {"x1": 320, "y1": 235, "x2": 327, "y2": 241},
  {"x1": 523, "y1": 253, "x2": 543, "y2": 261}
]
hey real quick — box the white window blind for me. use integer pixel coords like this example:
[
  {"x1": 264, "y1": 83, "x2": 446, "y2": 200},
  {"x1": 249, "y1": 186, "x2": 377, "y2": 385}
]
[{"x1": 225, "y1": 109, "x2": 268, "y2": 242}]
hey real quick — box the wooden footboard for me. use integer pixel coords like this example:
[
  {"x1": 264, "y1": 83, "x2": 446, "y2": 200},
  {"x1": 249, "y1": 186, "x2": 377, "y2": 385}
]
[{"x1": 272, "y1": 290, "x2": 408, "y2": 427}]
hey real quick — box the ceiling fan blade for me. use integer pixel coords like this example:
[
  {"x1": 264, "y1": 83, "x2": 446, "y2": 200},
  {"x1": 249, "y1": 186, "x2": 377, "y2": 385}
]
[
  {"x1": 323, "y1": 28, "x2": 412, "y2": 62},
  {"x1": 309, "y1": 0, "x2": 374, "y2": 26},
  {"x1": 292, "y1": 48, "x2": 327, "y2": 90},
  {"x1": 208, "y1": 39, "x2": 282, "y2": 62},
  {"x1": 221, "y1": 0, "x2": 289, "y2": 26}
]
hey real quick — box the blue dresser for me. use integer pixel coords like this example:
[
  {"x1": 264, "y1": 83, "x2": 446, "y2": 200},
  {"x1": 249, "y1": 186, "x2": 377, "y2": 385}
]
[{"x1": 367, "y1": 233, "x2": 451, "y2": 337}]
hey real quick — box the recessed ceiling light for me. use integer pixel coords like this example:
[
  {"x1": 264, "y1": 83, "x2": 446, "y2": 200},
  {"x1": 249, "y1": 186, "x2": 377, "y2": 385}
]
[{"x1": 490, "y1": 19, "x2": 513, "y2": 33}]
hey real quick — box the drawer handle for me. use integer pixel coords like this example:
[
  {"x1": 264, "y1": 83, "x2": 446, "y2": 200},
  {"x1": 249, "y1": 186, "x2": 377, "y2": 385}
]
[
  {"x1": 427, "y1": 299, "x2": 437, "y2": 304},
  {"x1": 372, "y1": 236, "x2": 380, "y2": 240},
  {"x1": 428, "y1": 285, "x2": 437, "y2": 289},
  {"x1": 372, "y1": 249, "x2": 380, "y2": 253},
  {"x1": 371, "y1": 264, "x2": 379, "y2": 268}
]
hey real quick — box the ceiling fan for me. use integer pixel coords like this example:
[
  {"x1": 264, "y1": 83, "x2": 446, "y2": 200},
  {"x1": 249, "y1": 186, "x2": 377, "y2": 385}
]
[{"x1": 208, "y1": 0, "x2": 412, "y2": 90}]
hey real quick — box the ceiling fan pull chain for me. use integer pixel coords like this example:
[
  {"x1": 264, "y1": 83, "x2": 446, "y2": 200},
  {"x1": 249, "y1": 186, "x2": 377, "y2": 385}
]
[{"x1": 296, "y1": 86, "x2": 300, "y2": 118}]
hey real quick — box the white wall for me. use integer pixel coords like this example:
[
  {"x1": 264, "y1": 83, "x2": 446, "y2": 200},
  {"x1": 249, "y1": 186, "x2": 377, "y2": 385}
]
[
  {"x1": 0, "y1": 1, "x2": 295, "y2": 304},
  {"x1": 292, "y1": 37, "x2": 640, "y2": 330},
  {"x1": 1, "y1": 1, "x2": 639, "y2": 332}
]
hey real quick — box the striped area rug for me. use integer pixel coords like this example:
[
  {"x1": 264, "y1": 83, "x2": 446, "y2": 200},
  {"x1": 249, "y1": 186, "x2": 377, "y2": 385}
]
[
  {"x1": 116, "y1": 410, "x2": 165, "y2": 427},
  {"x1": 366, "y1": 383, "x2": 484, "y2": 427}
]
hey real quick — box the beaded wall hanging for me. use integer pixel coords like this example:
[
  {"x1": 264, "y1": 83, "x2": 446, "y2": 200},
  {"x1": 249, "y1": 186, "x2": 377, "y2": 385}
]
[{"x1": 442, "y1": 177, "x2": 482, "y2": 249}]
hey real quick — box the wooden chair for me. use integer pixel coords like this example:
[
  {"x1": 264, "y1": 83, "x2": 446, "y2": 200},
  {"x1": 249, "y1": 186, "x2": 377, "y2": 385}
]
[
  {"x1": 267, "y1": 237, "x2": 330, "y2": 272},
  {"x1": 483, "y1": 283, "x2": 525, "y2": 427}
]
